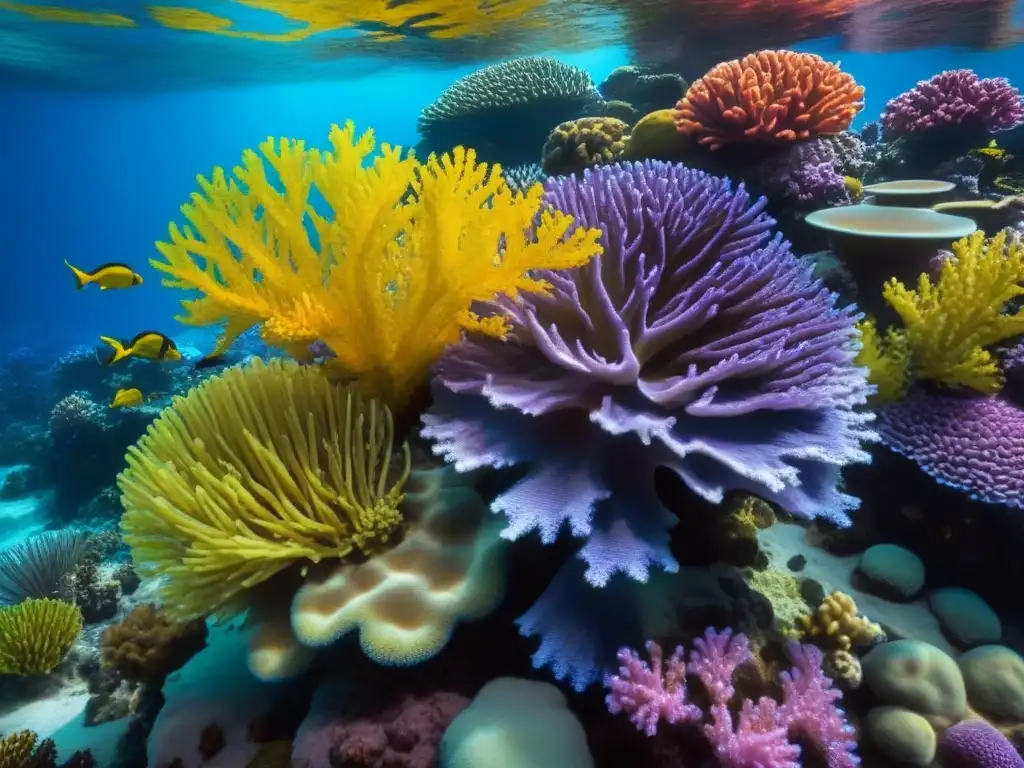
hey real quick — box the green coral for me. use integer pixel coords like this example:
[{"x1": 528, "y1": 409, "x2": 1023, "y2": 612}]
[{"x1": 0, "y1": 598, "x2": 83, "y2": 675}]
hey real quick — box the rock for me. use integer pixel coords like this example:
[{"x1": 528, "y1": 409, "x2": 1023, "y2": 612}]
[
  {"x1": 858, "y1": 544, "x2": 925, "y2": 600},
  {"x1": 929, "y1": 587, "x2": 1002, "y2": 647},
  {"x1": 862, "y1": 639, "x2": 966, "y2": 727},
  {"x1": 958, "y1": 645, "x2": 1024, "y2": 721},
  {"x1": 439, "y1": 678, "x2": 593, "y2": 768},
  {"x1": 864, "y1": 706, "x2": 937, "y2": 765}
]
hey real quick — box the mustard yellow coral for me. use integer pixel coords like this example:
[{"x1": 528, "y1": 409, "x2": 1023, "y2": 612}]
[
  {"x1": 878, "y1": 230, "x2": 1024, "y2": 395},
  {"x1": 796, "y1": 591, "x2": 882, "y2": 651},
  {"x1": 855, "y1": 317, "x2": 911, "y2": 403},
  {"x1": 119, "y1": 358, "x2": 412, "y2": 620},
  {"x1": 152, "y1": 121, "x2": 601, "y2": 410},
  {"x1": 0, "y1": 598, "x2": 83, "y2": 676},
  {"x1": 0, "y1": 730, "x2": 38, "y2": 764}
]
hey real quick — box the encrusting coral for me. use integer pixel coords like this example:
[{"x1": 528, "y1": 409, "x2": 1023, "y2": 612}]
[
  {"x1": 795, "y1": 591, "x2": 883, "y2": 651},
  {"x1": 0, "y1": 597, "x2": 83, "y2": 675},
  {"x1": 860, "y1": 230, "x2": 1024, "y2": 398},
  {"x1": 118, "y1": 358, "x2": 412, "y2": 620},
  {"x1": 674, "y1": 50, "x2": 864, "y2": 150},
  {"x1": 151, "y1": 121, "x2": 602, "y2": 412}
]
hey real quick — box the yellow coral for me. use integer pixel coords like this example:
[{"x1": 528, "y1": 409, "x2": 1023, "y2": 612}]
[
  {"x1": 152, "y1": 121, "x2": 601, "y2": 410},
  {"x1": 119, "y1": 358, "x2": 412, "y2": 620},
  {"x1": 882, "y1": 230, "x2": 1024, "y2": 394},
  {"x1": 0, "y1": 730, "x2": 38, "y2": 764},
  {"x1": 796, "y1": 591, "x2": 882, "y2": 651},
  {"x1": 0, "y1": 598, "x2": 83, "y2": 676},
  {"x1": 728, "y1": 494, "x2": 775, "y2": 540},
  {"x1": 855, "y1": 317, "x2": 911, "y2": 403}
]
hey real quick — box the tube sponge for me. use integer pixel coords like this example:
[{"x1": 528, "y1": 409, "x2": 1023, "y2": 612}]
[
  {"x1": 118, "y1": 358, "x2": 411, "y2": 620},
  {"x1": 0, "y1": 598, "x2": 83, "y2": 675}
]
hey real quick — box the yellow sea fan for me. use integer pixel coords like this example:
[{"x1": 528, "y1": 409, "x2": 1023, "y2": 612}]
[
  {"x1": 152, "y1": 121, "x2": 601, "y2": 411},
  {"x1": 0, "y1": 598, "x2": 83, "y2": 676},
  {"x1": 855, "y1": 317, "x2": 911, "y2": 403},
  {"x1": 118, "y1": 358, "x2": 411, "y2": 620},
  {"x1": 882, "y1": 230, "x2": 1024, "y2": 394}
]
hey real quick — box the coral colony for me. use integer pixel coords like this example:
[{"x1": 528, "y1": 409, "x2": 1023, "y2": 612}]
[{"x1": 3, "y1": 32, "x2": 1024, "y2": 768}]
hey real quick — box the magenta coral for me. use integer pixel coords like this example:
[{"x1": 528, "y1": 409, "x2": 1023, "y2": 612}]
[
  {"x1": 881, "y1": 69, "x2": 1024, "y2": 138},
  {"x1": 938, "y1": 720, "x2": 1024, "y2": 768},
  {"x1": 605, "y1": 640, "x2": 701, "y2": 736},
  {"x1": 605, "y1": 628, "x2": 859, "y2": 767}
]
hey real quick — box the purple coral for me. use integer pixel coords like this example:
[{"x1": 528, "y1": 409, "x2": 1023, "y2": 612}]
[
  {"x1": 422, "y1": 161, "x2": 876, "y2": 593},
  {"x1": 877, "y1": 390, "x2": 1024, "y2": 509},
  {"x1": 757, "y1": 138, "x2": 853, "y2": 208},
  {"x1": 938, "y1": 720, "x2": 1024, "y2": 768},
  {"x1": 881, "y1": 69, "x2": 1024, "y2": 139},
  {"x1": 605, "y1": 640, "x2": 701, "y2": 735},
  {"x1": 605, "y1": 629, "x2": 857, "y2": 768}
]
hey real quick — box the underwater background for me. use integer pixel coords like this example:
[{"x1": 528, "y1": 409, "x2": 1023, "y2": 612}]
[{"x1": 3, "y1": 1, "x2": 1024, "y2": 766}]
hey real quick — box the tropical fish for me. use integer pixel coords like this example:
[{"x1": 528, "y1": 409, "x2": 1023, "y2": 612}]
[
  {"x1": 970, "y1": 139, "x2": 1011, "y2": 162},
  {"x1": 65, "y1": 260, "x2": 143, "y2": 290},
  {"x1": 99, "y1": 331, "x2": 181, "y2": 364},
  {"x1": 109, "y1": 388, "x2": 145, "y2": 408},
  {"x1": 193, "y1": 352, "x2": 230, "y2": 371}
]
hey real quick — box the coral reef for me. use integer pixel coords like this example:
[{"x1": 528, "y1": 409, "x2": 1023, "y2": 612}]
[
  {"x1": 0, "y1": 597, "x2": 83, "y2": 675},
  {"x1": 674, "y1": 50, "x2": 864, "y2": 150},
  {"x1": 540, "y1": 117, "x2": 629, "y2": 176},
  {"x1": 100, "y1": 604, "x2": 208, "y2": 685}
]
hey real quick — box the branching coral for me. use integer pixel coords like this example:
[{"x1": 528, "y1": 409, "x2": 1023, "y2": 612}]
[
  {"x1": 855, "y1": 318, "x2": 912, "y2": 403},
  {"x1": 796, "y1": 591, "x2": 883, "y2": 651},
  {"x1": 867, "y1": 230, "x2": 1024, "y2": 396},
  {"x1": 151, "y1": 121, "x2": 601, "y2": 411},
  {"x1": 673, "y1": 50, "x2": 864, "y2": 150},
  {"x1": 119, "y1": 358, "x2": 412, "y2": 620},
  {"x1": 0, "y1": 598, "x2": 83, "y2": 675}
]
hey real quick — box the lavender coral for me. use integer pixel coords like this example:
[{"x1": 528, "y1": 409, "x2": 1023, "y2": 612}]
[
  {"x1": 756, "y1": 137, "x2": 854, "y2": 208},
  {"x1": 878, "y1": 391, "x2": 1024, "y2": 509},
  {"x1": 605, "y1": 628, "x2": 858, "y2": 767},
  {"x1": 938, "y1": 720, "x2": 1024, "y2": 768},
  {"x1": 881, "y1": 69, "x2": 1024, "y2": 139},
  {"x1": 423, "y1": 161, "x2": 876, "y2": 593}
]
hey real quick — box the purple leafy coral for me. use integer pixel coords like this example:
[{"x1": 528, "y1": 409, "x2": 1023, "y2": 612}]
[
  {"x1": 878, "y1": 390, "x2": 1024, "y2": 509},
  {"x1": 605, "y1": 628, "x2": 858, "y2": 767},
  {"x1": 422, "y1": 160, "x2": 876, "y2": 592},
  {"x1": 881, "y1": 69, "x2": 1024, "y2": 139}
]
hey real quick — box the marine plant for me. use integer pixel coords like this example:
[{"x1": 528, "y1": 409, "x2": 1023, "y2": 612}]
[
  {"x1": 151, "y1": 121, "x2": 601, "y2": 411},
  {"x1": 858, "y1": 230, "x2": 1024, "y2": 398},
  {"x1": 422, "y1": 161, "x2": 876, "y2": 685},
  {"x1": 673, "y1": 50, "x2": 864, "y2": 150},
  {"x1": 118, "y1": 358, "x2": 411, "y2": 620},
  {"x1": 0, "y1": 598, "x2": 83, "y2": 675}
]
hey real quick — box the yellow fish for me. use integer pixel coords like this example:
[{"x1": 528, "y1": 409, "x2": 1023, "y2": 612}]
[
  {"x1": 99, "y1": 331, "x2": 181, "y2": 364},
  {"x1": 109, "y1": 388, "x2": 145, "y2": 408},
  {"x1": 65, "y1": 260, "x2": 143, "y2": 290}
]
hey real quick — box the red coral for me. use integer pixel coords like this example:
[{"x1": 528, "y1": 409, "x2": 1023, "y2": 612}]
[
  {"x1": 673, "y1": 50, "x2": 864, "y2": 150},
  {"x1": 327, "y1": 691, "x2": 469, "y2": 768}
]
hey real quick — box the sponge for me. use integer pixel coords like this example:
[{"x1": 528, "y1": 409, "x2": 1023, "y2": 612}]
[{"x1": 439, "y1": 678, "x2": 594, "y2": 768}]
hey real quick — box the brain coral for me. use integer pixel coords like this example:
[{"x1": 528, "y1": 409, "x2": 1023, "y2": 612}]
[
  {"x1": 674, "y1": 50, "x2": 864, "y2": 150},
  {"x1": 416, "y1": 56, "x2": 600, "y2": 165},
  {"x1": 422, "y1": 160, "x2": 875, "y2": 594}
]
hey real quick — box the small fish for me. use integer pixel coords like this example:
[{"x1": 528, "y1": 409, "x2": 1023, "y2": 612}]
[
  {"x1": 109, "y1": 388, "x2": 145, "y2": 408},
  {"x1": 99, "y1": 331, "x2": 181, "y2": 365},
  {"x1": 970, "y1": 139, "x2": 1010, "y2": 162},
  {"x1": 193, "y1": 353, "x2": 230, "y2": 371},
  {"x1": 65, "y1": 261, "x2": 143, "y2": 290}
]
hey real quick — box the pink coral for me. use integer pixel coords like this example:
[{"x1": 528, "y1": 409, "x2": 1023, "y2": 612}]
[{"x1": 605, "y1": 640, "x2": 701, "y2": 736}]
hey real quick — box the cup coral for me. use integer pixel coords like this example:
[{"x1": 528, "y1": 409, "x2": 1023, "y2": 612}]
[
  {"x1": 423, "y1": 160, "x2": 875, "y2": 593},
  {"x1": 673, "y1": 50, "x2": 864, "y2": 150},
  {"x1": 881, "y1": 69, "x2": 1024, "y2": 139}
]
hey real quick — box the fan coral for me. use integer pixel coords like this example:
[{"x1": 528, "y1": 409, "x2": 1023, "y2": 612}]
[
  {"x1": 416, "y1": 56, "x2": 601, "y2": 165},
  {"x1": 101, "y1": 604, "x2": 208, "y2": 685},
  {"x1": 879, "y1": 230, "x2": 1024, "y2": 395},
  {"x1": 540, "y1": 117, "x2": 629, "y2": 176},
  {"x1": 877, "y1": 391, "x2": 1024, "y2": 509},
  {"x1": 881, "y1": 69, "x2": 1024, "y2": 139},
  {"x1": 0, "y1": 598, "x2": 83, "y2": 675},
  {"x1": 938, "y1": 719, "x2": 1024, "y2": 768},
  {"x1": 0, "y1": 529, "x2": 89, "y2": 605},
  {"x1": 119, "y1": 358, "x2": 412, "y2": 620},
  {"x1": 605, "y1": 628, "x2": 858, "y2": 767},
  {"x1": 674, "y1": 50, "x2": 864, "y2": 150},
  {"x1": 151, "y1": 121, "x2": 601, "y2": 411},
  {"x1": 423, "y1": 161, "x2": 875, "y2": 593}
]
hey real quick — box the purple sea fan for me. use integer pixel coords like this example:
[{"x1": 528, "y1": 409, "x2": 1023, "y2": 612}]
[
  {"x1": 422, "y1": 161, "x2": 876, "y2": 588},
  {"x1": 881, "y1": 69, "x2": 1024, "y2": 139}
]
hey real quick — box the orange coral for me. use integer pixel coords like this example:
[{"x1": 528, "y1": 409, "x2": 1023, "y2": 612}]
[{"x1": 673, "y1": 50, "x2": 864, "y2": 150}]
